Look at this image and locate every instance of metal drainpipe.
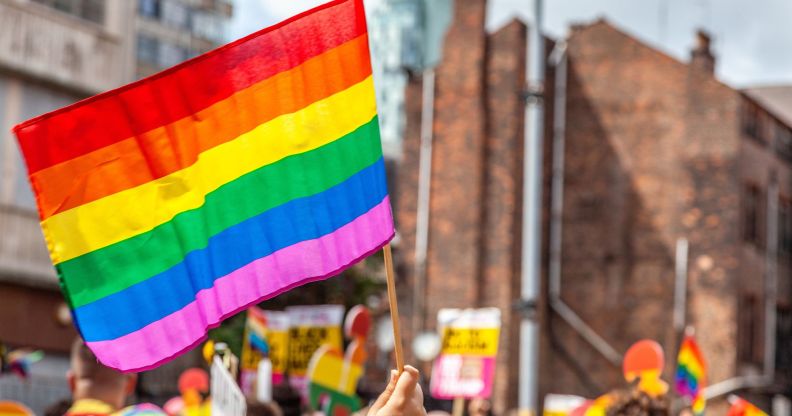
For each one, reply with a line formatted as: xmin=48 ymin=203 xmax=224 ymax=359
xmin=413 ymin=68 xmax=436 ymax=335
xmin=673 ymin=238 xmax=690 ymax=334
xmin=518 ymin=0 xmax=545 ymax=410
xmin=705 ymin=175 xmax=778 ymax=399
xmin=546 ymin=40 xmax=623 ymax=367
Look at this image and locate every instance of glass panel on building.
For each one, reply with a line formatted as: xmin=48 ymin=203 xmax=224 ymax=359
xmin=191 ymin=11 xmax=223 ymax=43
xmin=776 ymin=124 xmax=792 ymax=162
xmin=158 ymin=41 xmax=188 ymax=68
xmin=32 ymin=0 xmax=105 ymax=24
xmin=137 ymin=34 xmax=160 ymax=65
xmin=80 ymin=0 xmax=104 ymax=24
xmin=138 ymin=0 xmax=161 ymax=18
xmin=742 ymin=101 xmax=759 ymax=139
xmin=742 ymin=185 xmax=765 ymax=247
xmin=162 ymin=0 xmax=189 ymax=29
xmin=780 ymin=197 xmax=792 ymax=258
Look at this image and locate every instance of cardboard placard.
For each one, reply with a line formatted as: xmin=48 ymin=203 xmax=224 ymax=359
xmin=430 ymin=308 xmax=501 ymax=400
xmin=240 ymin=309 xmax=290 ymax=394
xmin=211 ymin=356 xmax=246 ymax=416
xmin=285 ymin=305 xmax=344 ymax=395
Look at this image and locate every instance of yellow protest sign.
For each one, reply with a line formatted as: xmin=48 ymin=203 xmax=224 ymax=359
xmin=285 ymin=305 xmax=344 ymax=382
xmin=440 ymin=327 xmax=500 ymax=356
xmin=240 ymin=309 xmax=290 ymax=394
xmin=430 ymin=308 xmax=501 ymax=400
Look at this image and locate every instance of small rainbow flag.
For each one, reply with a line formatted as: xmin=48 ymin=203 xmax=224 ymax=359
xmin=13 ymin=0 xmax=393 ymax=372
xmin=728 ymin=396 xmax=769 ymax=416
xmin=675 ymin=332 xmax=707 ymax=415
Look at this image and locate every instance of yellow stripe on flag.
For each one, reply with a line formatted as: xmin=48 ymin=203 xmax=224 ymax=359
xmin=44 ymin=77 xmax=377 ymax=263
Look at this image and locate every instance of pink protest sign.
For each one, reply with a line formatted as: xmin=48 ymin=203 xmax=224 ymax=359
xmin=430 ymin=308 xmax=501 ymax=399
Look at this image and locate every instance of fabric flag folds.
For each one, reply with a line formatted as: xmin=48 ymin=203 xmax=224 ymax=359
xmin=675 ymin=332 xmax=707 ymax=415
xmin=12 ymin=0 xmax=393 ymax=372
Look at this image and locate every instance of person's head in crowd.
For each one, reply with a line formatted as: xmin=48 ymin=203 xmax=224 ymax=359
xmin=246 ymin=400 xmax=284 ymax=416
xmin=272 ymin=383 xmax=303 ymax=416
xmin=605 ymin=386 xmax=670 ymax=416
xmin=43 ymin=399 xmax=72 ymax=416
xmin=67 ymin=338 xmax=137 ymax=411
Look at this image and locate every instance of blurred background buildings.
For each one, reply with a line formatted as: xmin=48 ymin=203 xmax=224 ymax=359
xmin=135 ymin=0 xmax=232 ymax=78
xmin=0 ymin=0 xmax=231 ymax=412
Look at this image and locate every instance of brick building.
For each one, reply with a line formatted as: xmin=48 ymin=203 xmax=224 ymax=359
xmin=394 ymin=0 xmax=792 ymax=412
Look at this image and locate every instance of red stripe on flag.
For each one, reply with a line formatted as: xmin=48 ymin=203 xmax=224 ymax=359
xmin=14 ymin=0 xmax=367 ymax=174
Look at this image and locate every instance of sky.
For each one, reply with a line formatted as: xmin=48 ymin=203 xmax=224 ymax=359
xmin=228 ymin=0 xmax=792 ymax=88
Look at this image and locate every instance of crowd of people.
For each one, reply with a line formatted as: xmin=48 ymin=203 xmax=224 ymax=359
xmin=27 ymin=338 xmax=698 ymax=416
xmin=38 ymin=338 xmax=425 ymax=416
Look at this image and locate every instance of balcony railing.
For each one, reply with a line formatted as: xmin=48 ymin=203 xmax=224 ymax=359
xmin=0 ymin=0 xmax=130 ymax=94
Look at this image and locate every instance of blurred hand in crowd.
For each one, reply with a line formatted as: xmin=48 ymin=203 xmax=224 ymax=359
xmin=368 ymin=365 xmax=426 ymax=416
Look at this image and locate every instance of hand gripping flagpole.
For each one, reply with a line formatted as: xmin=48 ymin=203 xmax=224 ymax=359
xmin=383 ymin=243 xmax=405 ymax=372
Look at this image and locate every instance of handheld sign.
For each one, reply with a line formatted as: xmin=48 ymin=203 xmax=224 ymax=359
xmin=307 ymin=305 xmax=372 ymax=415
xmin=240 ymin=308 xmax=290 ymax=395
xmin=211 ymin=356 xmax=247 ymax=416
xmin=287 ymin=305 xmax=345 ymax=396
xmin=623 ymin=339 xmax=668 ymax=396
xmin=430 ymin=308 xmax=501 ymax=400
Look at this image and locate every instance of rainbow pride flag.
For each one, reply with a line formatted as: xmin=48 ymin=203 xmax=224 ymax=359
xmin=675 ymin=333 xmax=707 ymax=415
xmin=728 ymin=397 xmax=769 ymax=416
xmin=12 ymin=0 xmax=393 ymax=372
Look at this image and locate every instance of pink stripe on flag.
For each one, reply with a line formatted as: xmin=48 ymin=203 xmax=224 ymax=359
xmin=86 ymin=197 xmax=394 ymax=372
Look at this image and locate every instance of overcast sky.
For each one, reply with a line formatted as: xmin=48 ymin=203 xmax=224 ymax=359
xmin=229 ymin=0 xmax=792 ymax=88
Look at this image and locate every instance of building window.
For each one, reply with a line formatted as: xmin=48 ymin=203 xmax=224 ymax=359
xmin=780 ymin=197 xmax=792 ymax=259
xmin=743 ymin=101 xmax=759 ymax=140
xmin=777 ymin=306 xmax=792 ymax=378
xmin=191 ymin=11 xmax=224 ymax=43
xmin=776 ymin=125 xmax=792 ymax=163
xmin=158 ymin=41 xmax=189 ymax=68
xmin=31 ymin=0 xmax=105 ymax=24
xmin=161 ymin=0 xmax=190 ymax=29
xmin=138 ymin=0 xmax=160 ymax=18
xmin=743 ymin=184 xmax=765 ymax=248
xmin=739 ymin=295 xmax=762 ymax=365
xmin=137 ymin=34 xmax=159 ymax=65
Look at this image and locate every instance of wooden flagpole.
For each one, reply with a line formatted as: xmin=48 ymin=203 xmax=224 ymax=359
xmin=383 ymin=243 xmax=405 ymax=373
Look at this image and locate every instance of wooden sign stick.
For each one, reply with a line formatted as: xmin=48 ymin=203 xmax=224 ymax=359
xmin=383 ymin=243 xmax=405 ymax=373
xmin=452 ymin=397 xmax=465 ymax=416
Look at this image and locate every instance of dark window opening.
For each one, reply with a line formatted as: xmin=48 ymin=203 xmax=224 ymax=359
xmin=743 ymin=184 xmax=765 ymax=248
xmin=138 ymin=0 xmax=161 ymax=18
xmin=32 ymin=0 xmax=105 ymax=24
xmin=743 ymin=101 xmax=760 ymax=141
xmin=776 ymin=125 xmax=792 ymax=163
xmin=780 ymin=197 xmax=792 ymax=259
xmin=136 ymin=34 xmax=159 ymax=65
xmin=739 ymin=295 xmax=763 ymax=365
xmin=777 ymin=306 xmax=792 ymax=378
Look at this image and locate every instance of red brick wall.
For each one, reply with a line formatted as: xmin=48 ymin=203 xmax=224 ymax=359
xmin=395 ymin=75 xmax=424 ymax=361
xmin=539 ymin=21 xmax=742 ymax=398
xmin=396 ymin=8 xmax=775 ymax=411
xmin=483 ymin=19 xmax=527 ymax=412
xmin=423 ymin=0 xmax=488 ymax=322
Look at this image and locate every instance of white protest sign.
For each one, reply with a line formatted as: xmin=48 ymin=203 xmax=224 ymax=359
xmin=211 ymin=356 xmax=247 ymax=416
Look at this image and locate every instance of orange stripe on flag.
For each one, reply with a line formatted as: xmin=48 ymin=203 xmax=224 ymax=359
xmin=31 ymin=35 xmax=371 ymax=219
